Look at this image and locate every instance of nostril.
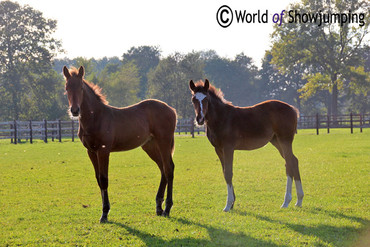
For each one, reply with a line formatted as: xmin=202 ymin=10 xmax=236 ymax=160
xmin=196 ymin=116 xmax=204 ymax=125
xmin=71 ymin=107 xmax=80 ymax=116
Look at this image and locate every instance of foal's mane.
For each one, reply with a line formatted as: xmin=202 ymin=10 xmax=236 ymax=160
xmin=69 ymin=67 xmax=108 ymax=105
xmin=194 ymin=80 xmax=232 ymax=105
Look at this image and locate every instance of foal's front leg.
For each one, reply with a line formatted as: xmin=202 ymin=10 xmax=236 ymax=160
xmin=88 ymin=149 xmax=111 ymax=222
xmin=222 ymin=148 xmax=235 ymax=212
xmin=96 ymin=150 xmax=111 ymax=223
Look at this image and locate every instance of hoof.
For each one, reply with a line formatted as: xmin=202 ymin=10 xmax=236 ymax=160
xmin=281 ymin=200 xmax=291 ymax=208
xmin=162 ymin=211 xmax=170 ymax=217
xmin=156 ymin=209 xmax=164 ymax=216
xmin=100 ymin=217 xmax=108 ymax=223
xmin=281 ymin=203 xmax=289 ymax=208
xmin=295 ymin=200 xmax=303 ymax=207
xmin=281 ymin=194 xmax=292 ymax=208
xmin=223 ymin=201 xmax=234 ymax=212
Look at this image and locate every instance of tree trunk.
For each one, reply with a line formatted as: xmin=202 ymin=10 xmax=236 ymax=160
xmin=10 ymin=88 xmax=19 ymax=120
xmin=331 ymin=75 xmax=338 ymax=117
xmin=331 ymin=74 xmax=338 ymax=126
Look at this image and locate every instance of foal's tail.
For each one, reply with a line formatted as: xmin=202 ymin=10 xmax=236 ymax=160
xmin=292 ymin=106 xmax=300 ymax=119
xmin=170 ymin=107 xmax=177 ymax=157
xmin=290 ymin=105 xmax=300 ymax=132
xmin=170 ymin=137 xmax=175 ymax=156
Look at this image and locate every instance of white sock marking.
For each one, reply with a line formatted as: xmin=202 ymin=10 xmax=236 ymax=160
xmin=224 ymin=184 xmax=234 ymax=212
xmin=295 ymin=180 xmax=304 ymax=207
xmin=281 ymin=176 xmax=293 ymax=208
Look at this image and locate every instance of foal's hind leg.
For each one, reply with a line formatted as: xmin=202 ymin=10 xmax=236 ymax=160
xmin=142 ymin=140 xmax=167 ymax=216
xmin=163 ymin=156 xmax=175 ymax=216
xmin=221 ymin=147 xmax=235 ymax=212
xmin=272 ymin=137 xmax=304 ymax=207
xmin=270 ymin=137 xmax=292 ymax=207
xmin=156 ymin=138 xmax=175 ymax=217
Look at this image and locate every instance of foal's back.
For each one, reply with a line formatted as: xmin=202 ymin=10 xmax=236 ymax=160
xmin=118 ymin=99 xmax=176 ymax=131
xmin=226 ymin=100 xmax=298 ymax=149
xmin=232 ymin=100 xmax=297 ymax=132
xmin=107 ymin=99 xmax=176 ymax=151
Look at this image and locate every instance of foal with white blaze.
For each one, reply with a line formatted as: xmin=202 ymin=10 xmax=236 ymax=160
xmin=190 ymin=79 xmax=304 ymax=211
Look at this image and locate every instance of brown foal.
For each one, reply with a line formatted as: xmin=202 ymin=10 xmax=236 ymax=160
xmin=189 ymin=79 xmax=303 ymax=211
xmin=63 ymin=66 xmax=177 ymax=222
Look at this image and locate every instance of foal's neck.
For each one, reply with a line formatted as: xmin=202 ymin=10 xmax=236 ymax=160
xmin=80 ymin=84 xmax=106 ymax=122
xmin=206 ymin=96 xmax=230 ymax=128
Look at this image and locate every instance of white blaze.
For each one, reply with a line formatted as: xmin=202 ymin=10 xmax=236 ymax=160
xmin=194 ymin=93 xmax=207 ymax=118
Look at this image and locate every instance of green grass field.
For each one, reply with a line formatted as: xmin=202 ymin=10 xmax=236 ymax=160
xmin=0 ymin=130 xmax=369 ymax=246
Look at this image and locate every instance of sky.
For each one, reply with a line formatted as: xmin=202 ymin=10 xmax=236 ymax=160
xmin=16 ymin=0 xmax=296 ymax=67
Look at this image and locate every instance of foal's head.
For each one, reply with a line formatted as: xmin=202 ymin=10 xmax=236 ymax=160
xmin=189 ymin=79 xmax=210 ymax=125
xmin=63 ymin=66 xmax=85 ymax=117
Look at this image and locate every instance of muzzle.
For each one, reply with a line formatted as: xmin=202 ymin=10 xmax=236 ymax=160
xmin=70 ymin=106 xmax=80 ymax=117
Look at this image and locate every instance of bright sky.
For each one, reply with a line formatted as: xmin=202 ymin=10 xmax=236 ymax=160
xmin=16 ymin=0 xmax=296 ymax=67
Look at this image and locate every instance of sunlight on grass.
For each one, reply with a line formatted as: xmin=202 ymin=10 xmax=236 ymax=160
xmin=0 ymin=130 xmax=369 ymax=246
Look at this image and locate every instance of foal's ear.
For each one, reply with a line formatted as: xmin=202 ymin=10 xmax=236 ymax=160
xmin=63 ymin=66 xmax=71 ymax=79
xmin=77 ymin=66 xmax=85 ymax=78
xmin=204 ymin=79 xmax=209 ymax=91
xmin=189 ymin=80 xmax=196 ymax=92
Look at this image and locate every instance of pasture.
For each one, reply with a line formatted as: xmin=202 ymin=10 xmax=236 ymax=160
xmin=0 ymin=130 xmax=369 ymax=246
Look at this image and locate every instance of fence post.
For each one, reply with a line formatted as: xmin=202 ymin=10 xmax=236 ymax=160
xmin=327 ymin=114 xmax=330 ymax=134
xmin=29 ymin=120 xmax=33 ymax=144
xmin=51 ymin=122 xmax=55 ymax=142
xmin=13 ymin=120 xmax=17 ymax=144
xmin=360 ymin=114 xmax=363 ymax=133
xmin=316 ymin=113 xmax=319 ymax=135
xmin=10 ymin=123 xmax=13 ymax=144
xmin=58 ymin=119 xmax=62 ymax=142
xmin=44 ymin=119 xmax=48 ymax=143
xmin=71 ymin=120 xmax=75 ymax=142
xmin=350 ymin=112 xmax=353 ymax=134
xmin=191 ymin=118 xmax=195 ymax=138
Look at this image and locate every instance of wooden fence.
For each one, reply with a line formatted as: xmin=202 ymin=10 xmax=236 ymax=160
xmin=0 ymin=120 xmax=79 ymax=144
xmin=0 ymin=119 xmax=204 ymax=144
xmin=1 ymin=113 xmax=369 ymax=144
xmin=298 ymin=113 xmax=370 ymax=135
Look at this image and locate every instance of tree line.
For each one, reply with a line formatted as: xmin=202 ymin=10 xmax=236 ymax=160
xmin=0 ymin=0 xmax=369 ymax=121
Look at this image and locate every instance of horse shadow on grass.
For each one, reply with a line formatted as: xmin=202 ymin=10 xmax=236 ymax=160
xmin=109 ymin=217 xmax=286 ymax=247
xmin=235 ymin=207 xmax=370 ymax=246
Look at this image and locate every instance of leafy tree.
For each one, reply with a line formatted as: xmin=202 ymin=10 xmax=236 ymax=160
xmin=203 ymin=51 xmax=258 ymax=106
xmin=271 ymin=0 xmax=370 ymax=116
xmin=122 ymin=46 xmax=161 ymax=99
xmin=147 ymin=52 xmax=204 ymax=118
xmin=53 ymin=57 xmax=75 ymax=73
xmin=99 ymin=62 xmax=140 ymax=107
xmin=73 ymin=57 xmax=98 ymax=83
xmin=344 ymin=57 xmax=370 ymax=113
xmin=21 ymin=70 xmax=66 ymax=120
xmin=91 ymin=57 xmax=122 ymax=74
xmin=0 ymin=0 xmax=62 ymax=120
xmin=259 ymin=50 xmax=307 ymax=111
